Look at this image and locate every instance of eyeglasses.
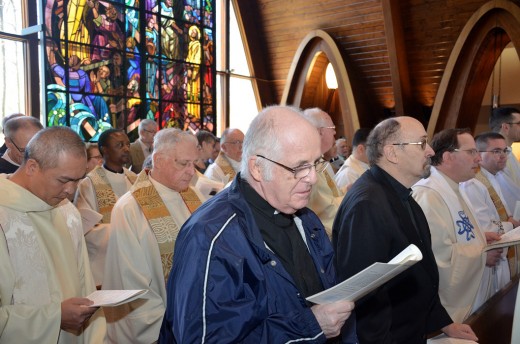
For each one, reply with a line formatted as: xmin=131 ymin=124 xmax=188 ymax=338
xmin=143 ymin=128 xmax=157 ymax=134
xmin=224 ymin=140 xmax=243 ymax=145
xmin=88 ymin=155 xmax=103 ymax=160
xmin=391 ymin=138 xmax=428 ymax=150
xmin=507 ymin=122 xmax=520 ymax=126
xmin=320 ymin=126 xmax=336 ymax=130
xmin=8 ymin=137 xmax=25 ymax=153
xmin=256 ymin=154 xmax=328 ymax=179
xmin=479 ymin=147 xmax=511 ymax=156
xmin=453 ymin=148 xmax=479 ymax=157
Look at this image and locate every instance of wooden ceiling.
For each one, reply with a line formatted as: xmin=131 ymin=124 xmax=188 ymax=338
xmin=234 ymin=0 xmax=520 ymax=137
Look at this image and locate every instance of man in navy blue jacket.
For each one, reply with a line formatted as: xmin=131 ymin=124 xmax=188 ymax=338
xmin=160 ymin=105 xmax=357 ymax=343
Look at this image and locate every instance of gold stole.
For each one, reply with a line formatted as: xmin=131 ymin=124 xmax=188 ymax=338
xmin=88 ymin=166 xmax=137 ymax=223
xmin=215 ymin=152 xmax=237 ymax=179
xmin=132 ymin=170 xmax=202 ymax=282
xmin=323 ymin=168 xmax=341 ymax=197
xmin=474 ymin=170 xmax=508 ymax=221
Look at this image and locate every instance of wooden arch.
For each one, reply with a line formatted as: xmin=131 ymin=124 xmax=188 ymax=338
xmin=428 ymin=0 xmax=520 ymax=136
xmin=281 ymin=30 xmax=360 ymax=138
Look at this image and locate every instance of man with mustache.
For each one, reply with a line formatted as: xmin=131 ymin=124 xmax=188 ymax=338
xmin=413 ymin=128 xmax=499 ymax=323
xmin=161 ymin=105 xmax=357 ymax=343
xmin=333 ymin=118 xmax=476 ymax=343
xmin=75 ymin=129 xmax=136 ymax=287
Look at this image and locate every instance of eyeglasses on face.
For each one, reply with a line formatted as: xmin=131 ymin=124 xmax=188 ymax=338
xmin=9 ymin=137 xmax=25 ymax=153
xmin=256 ymin=154 xmax=328 ymax=179
xmin=507 ymin=122 xmax=520 ymax=126
xmin=453 ymin=148 xmax=479 ymax=157
xmin=174 ymin=159 xmax=202 ymax=169
xmin=479 ymin=147 xmax=511 ymax=156
xmin=224 ymin=140 xmax=243 ymax=145
xmin=320 ymin=126 xmax=336 ymax=130
xmin=391 ymin=137 xmax=428 ymax=150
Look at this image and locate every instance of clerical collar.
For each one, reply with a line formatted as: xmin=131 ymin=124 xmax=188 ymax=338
xmin=103 ymin=164 xmax=124 ymax=174
xmin=373 ymin=165 xmax=412 ymax=201
xmin=240 ymin=178 xmax=294 ymax=227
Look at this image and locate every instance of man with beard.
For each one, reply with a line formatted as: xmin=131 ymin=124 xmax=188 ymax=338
xmin=75 ymin=129 xmax=136 ymax=287
xmin=333 ymin=117 xmax=477 ymax=343
xmin=413 ymin=128 xmax=498 ymax=323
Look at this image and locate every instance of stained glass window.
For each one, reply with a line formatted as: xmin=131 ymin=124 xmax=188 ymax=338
xmin=43 ymin=0 xmax=215 ymax=141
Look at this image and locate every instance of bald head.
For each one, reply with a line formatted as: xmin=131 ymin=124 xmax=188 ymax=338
xmin=302 ymin=107 xmax=336 ymax=154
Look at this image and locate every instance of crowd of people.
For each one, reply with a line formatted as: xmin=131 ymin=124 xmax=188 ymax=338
xmin=1 ymin=105 xmax=520 ymax=343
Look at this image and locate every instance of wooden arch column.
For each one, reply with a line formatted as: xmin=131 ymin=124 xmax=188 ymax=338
xmin=428 ymin=0 xmax=520 ymax=136
xmin=281 ymin=30 xmax=360 ymax=140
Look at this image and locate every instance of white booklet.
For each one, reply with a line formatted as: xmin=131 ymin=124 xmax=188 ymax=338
xmin=87 ymin=289 xmax=148 ymax=307
xmin=306 ymin=244 xmax=422 ymax=304
xmin=484 ymin=225 xmax=520 ymax=251
xmin=427 ymin=334 xmax=477 ymax=343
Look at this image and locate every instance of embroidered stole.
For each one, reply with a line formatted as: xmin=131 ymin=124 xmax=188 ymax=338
xmin=132 ymin=171 xmax=202 ymax=282
xmin=215 ymin=152 xmax=236 ymax=179
xmin=474 ymin=170 xmax=509 ymax=221
xmin=323 ymin=168 xmax=341 ymax=197
xmin=88 ymin=166 xmax=137 ymax=223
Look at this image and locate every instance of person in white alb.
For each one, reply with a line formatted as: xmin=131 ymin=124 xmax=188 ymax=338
xmin=413 ymin=128 xmax=502 ymax=323
xmin=204 ymin=128 xmax=244 ymax=184
xmin=75 ymin=129 xmax=137 ymax=287
xmin=102 ymin=128 xmax=206 ymax=343
xmin=335 ymin=128 xmax=371 ymax=193
xmin=489 ymin=107 xmax=520 ymax=211
xmin=460 ymin=132 xmax=520 ymax=294
xmin=301 ymin=107 xmax=344 ymax=238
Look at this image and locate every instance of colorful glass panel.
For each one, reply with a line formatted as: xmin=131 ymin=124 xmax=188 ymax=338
xmin=44 ymin=0 xmax=216 ymax=141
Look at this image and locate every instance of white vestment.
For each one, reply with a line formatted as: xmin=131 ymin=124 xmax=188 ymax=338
xmin=334 ymin=155 xmax=369 ymax=192
xmin=413 ymin=167 xmax=488 ymax=322
xmin=307 ymin=164 xmax=344 ymax=238
xmin=0 ymin=176 xmax=106 ymax=343
xmin=460 ymin=174 xmax=512 ymax=293
xmin=74 ymin=167 xmax=134 ymax=286
xmin=204 ymin=154 xmax=240 ymax=184
xmin=504 ymin=150 xmax=520 ymax=187
xmin=103 ymin=175 xmax=205 ymax=344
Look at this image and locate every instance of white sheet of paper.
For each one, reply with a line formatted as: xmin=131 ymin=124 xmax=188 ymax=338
xmin=87 ymin=289 xmax=148 ymax=307
xmin=427 ymin=334 xmax=477 ymax=343
xmin=306 ymin=244 xmax=422 ymax=304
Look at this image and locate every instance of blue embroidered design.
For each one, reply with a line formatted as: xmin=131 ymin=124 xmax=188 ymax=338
xmin=456 ymin=211 xmax=475 ymax=241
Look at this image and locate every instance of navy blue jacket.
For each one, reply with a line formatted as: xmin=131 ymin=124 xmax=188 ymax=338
xmin=160 ymin=176 xmax=357 ymax=343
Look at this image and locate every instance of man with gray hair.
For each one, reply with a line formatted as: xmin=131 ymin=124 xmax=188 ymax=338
xmin=130 ymin=118 xmax=158 ymax=173
xmin=161 ymin=105 xmax=356 ymax=343
xmin=0 ymin=115 xmax=43 ymax=174
xmin=0 ymin=126 xmax=106 ymax=343
xmin=333 ymin=117 xmax=477 ymax=343
xmin=301 ymin=107 xmax=343 ymax=237
xmin=103 ymin=128 xmax=206 ymax=343
xmin=204 ymin=127 xmax=244 ymax=184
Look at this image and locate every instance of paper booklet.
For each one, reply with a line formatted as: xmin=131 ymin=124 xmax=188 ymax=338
xmin=78 ymin=207 xmax=103 ymax=235
xmin=427 ymin=334 xmax=477 ymax=343
xmin=484 ymin=225 xmax=520 ymax=251
xmin=87 ymin=289 xmax=148 ymax=307
xmin=306 ymin=244 xmax=423 ymax=305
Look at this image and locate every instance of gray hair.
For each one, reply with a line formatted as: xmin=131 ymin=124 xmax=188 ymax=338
xmin=301 ymin=107 xmax=329 ymax=128
xmin=152 ymin=128 xmax=198 ymax=166
xmin=366 ymin=118 xmax=401 ymax=166
xmin=241 ymin=105 xmax=302 ymax=181
xmin=25 ymin=126 xmax=86 ymax=170
xmin=139 ymin=118 xmax=157 ymax=133
xmin=4 ymin=116 xmax=43 ymax=138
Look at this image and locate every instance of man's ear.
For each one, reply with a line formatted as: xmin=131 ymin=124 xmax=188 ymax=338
xmin=25 ymin=158 xmax=40 ymax=176
xmin=383 ymin=144 xmax=398 ymax=164
xmin=249 ymin=156 xmax=262 ymax=182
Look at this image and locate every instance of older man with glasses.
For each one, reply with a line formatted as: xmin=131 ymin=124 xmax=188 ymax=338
xmin=413 ymin=128 xmax=498 ymax=324
xmin=0 ymin=116 xmax=43 ymax=174
xmin=334 ymin=118 xmax=476 ymax=343
xmin=160 ymin=105 xmax=357 ymax=343
xmin=204 ymin=127 xmax=245 ymax=184
xmin=102 ymin=128 xmax=206 ymax=344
